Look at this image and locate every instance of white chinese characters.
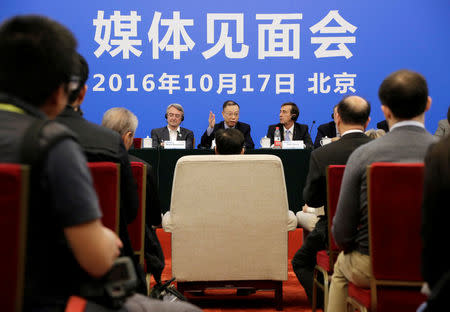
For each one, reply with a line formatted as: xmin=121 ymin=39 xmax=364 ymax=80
xmin=256 ymin=14 xmax=303 ymax=59
xmin=93 ymin=10 xmax=357 ymax=60
xmin=308 ymin=72 xmax=357 ymax=94
xmin=93 ymin=10 xmax=142 ymax=59
xmin=202 ymin=14 xmax=249 ymax=59
xmin=310 ymin=10 xmax=357 ymax=59
xmin=148 ymin=11 xmax=195 ymax=59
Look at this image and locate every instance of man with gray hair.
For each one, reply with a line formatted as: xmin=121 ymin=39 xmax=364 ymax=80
xmin=102 ymin=107 xmax=165 ymax=282
xmin=151 ymin=103 xmax=194 ymax=149
xmin=102 ymin=107 xmax=139 ymax=150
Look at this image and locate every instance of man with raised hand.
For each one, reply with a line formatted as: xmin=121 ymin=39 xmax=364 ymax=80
xmin=199 ymin=100 xmax=255 ymax=149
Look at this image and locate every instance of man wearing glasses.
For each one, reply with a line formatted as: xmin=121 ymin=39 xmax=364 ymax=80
xmin=151 ymin=103 xmax=195 ymax=149
xmin=199 ymin=100 xmax=255 ymax=149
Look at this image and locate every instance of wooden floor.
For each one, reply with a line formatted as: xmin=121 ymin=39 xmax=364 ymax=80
xmin=154 ymin=228 xmax=321 ymax=312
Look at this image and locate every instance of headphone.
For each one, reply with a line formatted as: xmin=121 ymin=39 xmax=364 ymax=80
xmin=289 ymin=103 xmax=299 ymax=121
xmin=165 ymin=112 xmax=184 ymax=121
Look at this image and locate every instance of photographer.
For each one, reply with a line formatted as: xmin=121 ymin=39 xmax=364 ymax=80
xmin=0 ymin=15 xmax=200 ymax=312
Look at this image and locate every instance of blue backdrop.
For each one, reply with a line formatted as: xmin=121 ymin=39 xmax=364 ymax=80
xmin=2 ymin=1 xmax=449 ymax=146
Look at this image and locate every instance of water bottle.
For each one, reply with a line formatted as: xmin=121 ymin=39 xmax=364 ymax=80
xmin=274 ymin=127 xmax=282 ymax=148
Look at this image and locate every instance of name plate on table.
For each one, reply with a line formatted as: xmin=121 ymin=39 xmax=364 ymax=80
xmin=282 ymin=140 xmax=305 ymax=149
xmin=164 ymin=140 xmax=186 ymax=149
xmin=143 ymin=137 xmax=152 ymax=148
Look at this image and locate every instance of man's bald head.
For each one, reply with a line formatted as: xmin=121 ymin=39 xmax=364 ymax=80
xmin=337 ymin=96 xmax=371 ymax=126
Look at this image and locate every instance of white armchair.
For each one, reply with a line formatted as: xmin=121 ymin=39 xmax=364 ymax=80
xmin=167 ymin=154 xmax=290 ymax=310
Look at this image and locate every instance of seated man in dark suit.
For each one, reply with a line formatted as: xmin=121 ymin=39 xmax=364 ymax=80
xmin=55 ymin=53 xmax=147 ymax=294
xmin=292 ymin=96 xmax=372 ymax=308
xmin=314 ymin=105 xmax=339 ymax=149
xmin=377 ymin=119 xmax=389 ymax=132
xmin=199 ymin=100 xmax=255 ymax=149
xmin=267 ymin=102 xmax=313 ymax=148
xmin=151 ymin=103 xmax=194 ymax=149
xmin=102 ymin=107 xmax=165 ymax=282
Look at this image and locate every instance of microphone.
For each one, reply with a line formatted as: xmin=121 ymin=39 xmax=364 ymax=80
xmin=309 ymin=120 xmax=316 ymax=135
xmin=177 ymin=131 xmax=182 ymax=139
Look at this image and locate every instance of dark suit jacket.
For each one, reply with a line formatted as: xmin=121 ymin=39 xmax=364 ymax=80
xmin=314 ymin=121 xmax=337 ymax=149
xmin=304 ymin=132 xmax=372 ymax=210
xmin=199 ymin=121 xmax=255 ymax=149
xmin=56 ymin=106 xmax=138 ymax=225
xmin=127 ymin=154 xmax=165 ymax=281
xmin=56 ymin=106 xmax=147 ymax=294
xmin=421 ymin=134 xmax=450 ymax=289
xmin=266 ymin=122 xmax=313 ymax=148
xmin=151 ymin=126 xmax=194 ymax=149
xmin=377 ymin=120 xmax=389 ymax=132
xmin=128 ymin=154 xmax=161 ymax=226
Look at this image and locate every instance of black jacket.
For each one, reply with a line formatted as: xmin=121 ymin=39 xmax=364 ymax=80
xmin=266 ymin=122 xmax=313 ymax=148
xmin=199 ymin=120 xmax=255 ymax=149
xmin=314 ymin=121 xmax=337 ymax=149
xmin=377 ymin=120 xmax=389 ymax=132
xmin=56 ymin=106 xmax=148 ymax=294
xmin=150 ymin=126 xmax=194 ymax=149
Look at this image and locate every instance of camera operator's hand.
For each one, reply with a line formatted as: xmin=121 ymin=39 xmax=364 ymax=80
xmin=103 ymin=226 xmax=123 ymax=258
xmin=65 ymin=220 xmax=124 ymax=278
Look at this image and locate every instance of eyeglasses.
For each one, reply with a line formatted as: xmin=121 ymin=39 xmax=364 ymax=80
xmin=224 ymin=112 xmax=239 ymax=117
xmin=167 ymin=113 xmax=182 ymax=118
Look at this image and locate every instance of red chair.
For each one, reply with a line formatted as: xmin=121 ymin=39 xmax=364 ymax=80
xmin=128 ymin=162 xmax=147 ymax=266
xmin=88 ymin=162 xmax=120 ymax=234
xmin=312 ymin=165 xmax=346 ymax=311
xmin=347 ymin=163 xmax=427 ymax=312
xmin=133 ymin=138 xmax=142 ymax=149
xmin=0 ymin=164 xmax=29 ymax=312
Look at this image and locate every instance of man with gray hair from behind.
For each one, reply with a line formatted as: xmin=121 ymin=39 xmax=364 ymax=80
xmin=102 ymin=107 xmax=166 ymax=283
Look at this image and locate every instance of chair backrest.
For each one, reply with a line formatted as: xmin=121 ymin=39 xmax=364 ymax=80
xmin=367 ymin=162 xmax=424 ymax=282
xmin=128 ymin=162 xmax=147 ymax=265
xmin=133 ymin=138 xmax=142 ymax=149
xmin=88 ymin=162 xmax=120 ymax=234
xmin=171 ymin=154 xmax=289 ymax=281
xmin=326 ymin=165 xmax=346 ymax=263
xmin=0 ymin=164 xmax=29 ymax=312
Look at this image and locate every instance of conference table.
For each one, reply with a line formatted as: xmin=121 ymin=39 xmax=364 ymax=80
xmin=129 ymin=148 xmax=311 ymax=214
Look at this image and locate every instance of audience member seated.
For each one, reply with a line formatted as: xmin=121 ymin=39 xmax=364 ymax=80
xmin=198 ymin=100 xmax=255 ymax=149
xmin=291 ymin=96 xmax=372 ymax=308
xmin=328 ymin=70 xmax=436 ymax=312
xmin=102 ymin=107 xmax=165 ymax=282
xmin=364 ymin=128 xmax=386 ymax=139
xmin=314 ymin=105 xmax=339 ymax=149
xmin=433 ymin=105 xmax=450 ymax=139
xmin=56 ymin=53 xmax=146 ymax=294
xmin=0 ymin=14 xmax=201 ymax=312
xmin=163 ymin=128 xmax=297 ymax=232
xmin=151 ymin=103 xmax=194 ymax=149
xmin=421 ymin=111 xmax=450 ymax=311
xmin=266 ymin=102 xmax=313 ymax=148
